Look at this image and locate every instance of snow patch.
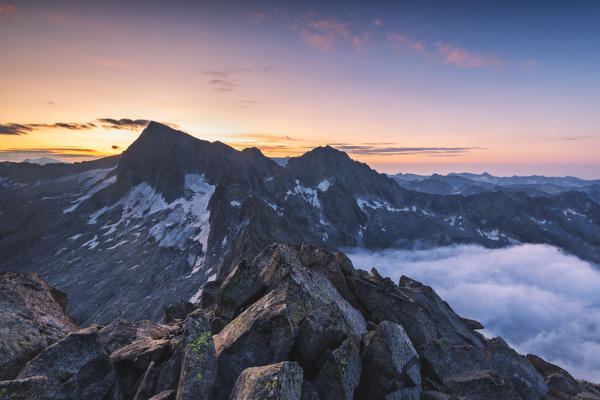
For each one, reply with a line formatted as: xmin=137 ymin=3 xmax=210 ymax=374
xmin=230 ymin=200 xmax=241 ymax=207
xmin=317 ymin=180 xmax=331 ymax=192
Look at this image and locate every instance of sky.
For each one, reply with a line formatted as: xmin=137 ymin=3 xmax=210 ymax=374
xmin=346 ymin=244 xmax=600 ymax=382
xmin=1 ymin=0 xmax=599 ymax=178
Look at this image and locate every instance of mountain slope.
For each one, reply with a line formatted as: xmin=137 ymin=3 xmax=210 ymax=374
xmin=0 ymin=121 xmax=599 ymax=325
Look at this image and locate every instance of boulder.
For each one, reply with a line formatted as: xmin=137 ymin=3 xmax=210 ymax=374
xmin=99 ymin=318 xmax=176 ymax=355
xmin=213 ymin=245 xmax=365 ymax=399
xmin=215 ymin=259 xmax=266 ymax=320
xmin=0 ymin=271 xmax=77 ymax=379
xmin=526 ymin=354 xmax=580 ymax=395
xmin=229 ymin=361 xmax=303 ymax=400
xmin=358 ymin=321 xmax=420 ymax=399
xmin=18 ymin=325 xmax=115 ymax=400
xmin=176 ymin=310 xmax=216 ymax=400
xmin=312 ymin=337 xmax=362 ymax=400
xmin=0 ymin=376 xmax=48 ymax=400
xmin=110 ymin=338 xmax=170 ymax=369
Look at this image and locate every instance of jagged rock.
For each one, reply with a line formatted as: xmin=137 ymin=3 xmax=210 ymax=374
xmin=443 ymin=370 xmax=522 ymax=399
xmin=0 ymin=376 xmax=48 ymax=400
xmin=99 ymin=318 xmax=176 ymax=355
xmin=460 ymin=317 xmax=484 ymax=330
xmin=358 ymin=321 xmax=420 ymax=399
xmin=149 ymin=390 xmax=176 ymax=400
xmin=300 ymin=381 xmax=320 ymax=400
xmin=154 ymin=337 xmax=183 ymax=393
xmin=215 ymin=259 xmax=266 ymax=321
xmin=420 ymin=337 xmax=547 ymax=399
xmin=421 ymin=391 xmax=451 ymax=400
xmin=213 ymin=245 xmax=365 ymax=399
xmin=0 ymin=271 xmax=77 ymax=379
xmin=296 ymin=305 xmax=355 ymax=373
xmin=164 ymin=301 xmax=196 ymax=323
xmin=176 ymin=310 xmax=216 ymax=400
xmin=110 ymin=338 xmax=170 ymax=369
xmin=18 ymin=325 xmax=115 ymax=400
xmin=229 ymin=361 xmax=303 ymax=400
xmin=527 ymin=354 xmax=580 ymax=395
xmin=312 ymin=337 xmax=362 ymax=400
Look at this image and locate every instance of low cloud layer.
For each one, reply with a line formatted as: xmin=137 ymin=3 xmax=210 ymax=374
xmin=0 ymin=118 xmax=149 ymax=135
xmin=345 ymin=244 xmax=600 ymax=381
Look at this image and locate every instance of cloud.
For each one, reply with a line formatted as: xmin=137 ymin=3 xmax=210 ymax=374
xmin=372 ymin=19 xmax=383 ymax=27
xmin=0 ymin=3 xmax=12 ymax=13
xmin=294 ymin=15 xmax=356 ymax=51
xmin=249 ymin=12 xmax=269 ymax=24
xmin=434 ymin=41 xmax=501 ymax=69
xmin=0 ymin=122 xmax=96 ymax=135
xmin=345 ymin=244 xmax=600 ymax=382
xmin=388 ymin=33 xmax=426 ymax=53
xmin=0 ymin=118 xmax=152 ymax=134
xmin=333 ymin=145 xmax=482 ymax=156
xmin=96 ymin=118 xmax=149 ymax=130
xmin=111 ymin=145 xmax=120 ymax=150
xmin=203 ymin=66 xmax=272 ymax=93
xmin=0 ymin=147 xmax=106 ymax=162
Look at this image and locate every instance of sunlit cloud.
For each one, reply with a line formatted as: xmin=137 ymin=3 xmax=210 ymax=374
xmin=0 ymin=147 xmax=109 ymax=162
xmin=294 ymin=15 xmax=356 ymax=51
xmin=372 ymin=19 xmax=383 ymax=27
xmin=387 ymin=33 xmax=426 ymax=53
xmin=0 ymin=118 xmax=152 ymax=135
xmin=96 ymin=118 xmax=149 ymax=130
xmin=434 ymin=40 xmax=501 ymax=69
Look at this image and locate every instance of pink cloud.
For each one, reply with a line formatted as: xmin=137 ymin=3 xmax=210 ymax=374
xmin=372 ymin=19 xmax=383 ymax=27
xmin=295 ymin=15 xmax=364 ymax=52
xmin=434 ymin=41 xmax=501 ymax=70
xmin=387 ymin=33 xmax=426 ymax=53
xmin=0 ymin=3 xmax=12 ymax=13
xmin=249 ymin=12 xmax=268 ymax=25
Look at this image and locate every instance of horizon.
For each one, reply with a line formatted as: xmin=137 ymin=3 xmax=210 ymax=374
xmin=1 ymin=1 xmax=599 ymax=178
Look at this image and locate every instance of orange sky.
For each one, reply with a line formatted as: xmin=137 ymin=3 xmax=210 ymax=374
xmin=1 ymin=1 xmax=599 ymax=177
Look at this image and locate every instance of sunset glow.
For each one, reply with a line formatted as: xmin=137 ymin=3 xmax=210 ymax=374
xmin=1 ymin=1 xmax=599 ymax=177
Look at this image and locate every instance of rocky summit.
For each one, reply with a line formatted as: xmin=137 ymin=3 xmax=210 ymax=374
xmin=1 ymin=243 xmax=599 ymax=400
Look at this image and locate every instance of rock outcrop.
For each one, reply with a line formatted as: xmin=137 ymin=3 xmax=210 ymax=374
xmin=1 ymin=243 xmax=599 ymax=399
xmin=0 ymin=271 xmax=78 ymax=380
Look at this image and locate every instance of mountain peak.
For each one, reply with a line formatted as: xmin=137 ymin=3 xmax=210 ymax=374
xmin=142 ymin=121 xmax=180 ymax=135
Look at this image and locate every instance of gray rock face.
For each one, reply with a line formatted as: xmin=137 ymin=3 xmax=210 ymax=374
xmin=213 ymin=244 xmax=366 ymax=399
xmin=214 ymin=259 xmax=266 ymax=321
xmin=358 ymin=321 xmax=420 ymax=399
xmin=0 ymin=376 xmax=48 ymax=400
xmin=312 ymin=337 xmax=362 ymax=400
xmin=527 ymin=354 xmax=581 ymax=395
xmin=0 ymin=271 xmax=77 ymax=380
xmin=18 ymin=325 xmax=116 ymax=400
xmin=176 ymin=310 xmax=216 ymax=400
xmin=229 ymin=361 xmax=303 ymax=400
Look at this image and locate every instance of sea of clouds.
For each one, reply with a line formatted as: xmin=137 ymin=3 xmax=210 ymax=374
xmin=345 ymin=244 xmax=600 ymax=382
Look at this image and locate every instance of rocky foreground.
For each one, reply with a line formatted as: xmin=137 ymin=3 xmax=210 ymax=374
xmin=1 ymin=243 xmax=599 ymax=400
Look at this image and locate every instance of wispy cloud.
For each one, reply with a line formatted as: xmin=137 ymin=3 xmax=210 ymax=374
xmin=388 ymin=33 xmax=426 ymax=53
xmin=203 ymin=66 xmax=273 ymax=93
xmin=96 ymin=118 xmax=149 ymax=130
xmin=434 ymin=41 xmax=501 ymax=70
xmin=333 ymin=145 xmax=483 ymax=156
xmin=372 ymin=19 xmax=383 ymax=27
xmin=0 ymin=147 xmax=107 ymax=162
xmin=0 ymin=118 xmax=151 ymax=135
xmin=294 ymin=15 xmax=355 ymax=51
xmin=0 ymin=3 xmax=12 ymax=14
xmin=249 ymin=12 xmax=269 ymax=24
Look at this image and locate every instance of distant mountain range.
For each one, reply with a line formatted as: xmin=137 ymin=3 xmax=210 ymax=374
xmin=1 ymin=121 xmax=599 ymax=326
xmin=391 ymin=171 xmax=600 ymax=203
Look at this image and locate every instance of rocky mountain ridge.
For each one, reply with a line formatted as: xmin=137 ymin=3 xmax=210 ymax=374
xmin=1 ymin=244 xmax=599 ymax=400
xmin=0 ymin=122 xmax=599 ymax=327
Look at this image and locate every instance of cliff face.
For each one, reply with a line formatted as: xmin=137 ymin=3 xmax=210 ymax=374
xmin=1 ymin=243 xmax=598 ymax=400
